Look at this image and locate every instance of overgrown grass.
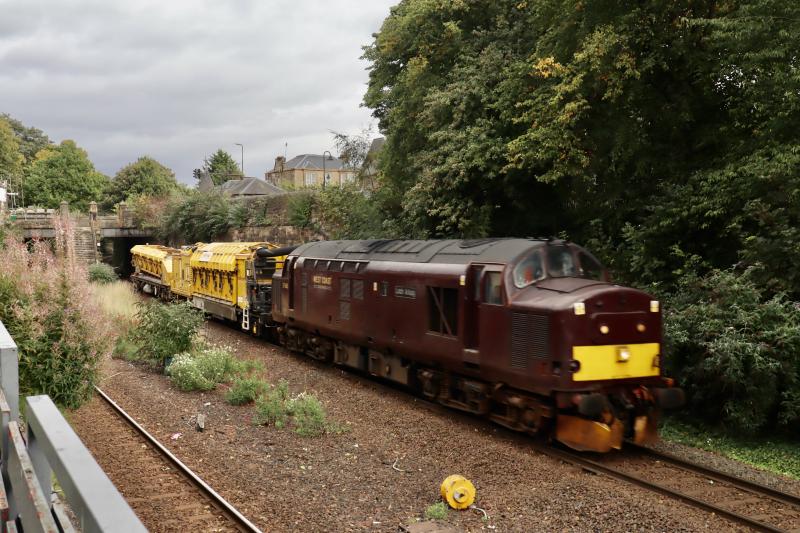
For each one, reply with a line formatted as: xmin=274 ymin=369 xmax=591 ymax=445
xmin=88 ymin=262 xmax=117 ymax=284
xmin=225 ymin=376 xmax=269 ymax=405
xmin=291 ymin=394 xmax=329 ymax=437
xmin=253 ymin=380 xmax=291 ymax=428
xmin=424 ymin=502 xmax=449 ymax=520
xmin=166 ymin=345 xmax=246 ymax=392
xmin=251 ymin=380 xmax=341 ymax=436
xmin=90 ymin=281 xmax=139 ymax=322
xmin=660 ymin=418 xmax=800 ymax=480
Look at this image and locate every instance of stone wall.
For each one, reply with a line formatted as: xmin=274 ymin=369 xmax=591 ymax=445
xmin=223 ymin=225 xmax=324 ymax=246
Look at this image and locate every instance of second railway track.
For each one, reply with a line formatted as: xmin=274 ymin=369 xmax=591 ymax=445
xmin=91 ymin=386 xmax=262 ymax=533
xmin=534 ymin=441 xmax=800 ymax=532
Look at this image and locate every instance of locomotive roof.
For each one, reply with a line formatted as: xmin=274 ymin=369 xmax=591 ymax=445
xmin=292 ymin=238 xmax=555 ymax=265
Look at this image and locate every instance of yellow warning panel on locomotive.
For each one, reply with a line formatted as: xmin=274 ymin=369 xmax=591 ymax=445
xmin=571 ymin=343 xmax=660 ymax=381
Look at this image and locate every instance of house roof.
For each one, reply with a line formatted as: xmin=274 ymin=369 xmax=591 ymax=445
xmin=219 ymin=177 xmax=285 ymax=196
xmin=283 ymin=154 xmax=347 ymax=170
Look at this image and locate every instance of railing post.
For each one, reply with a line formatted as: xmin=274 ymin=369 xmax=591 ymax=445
xmin=0 ymin=322 xmax=19 ymax=424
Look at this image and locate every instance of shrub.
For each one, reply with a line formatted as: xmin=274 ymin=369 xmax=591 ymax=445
xmin=157 ymin=191 xmax=248 ymax=245
xmin=166 ymin=345 xmax=244 ymax=392
xmin=112 ymin=335 xmax=139 ymax=361
xmin=88 ymin=262 xmax=117 ymax=284
xmin=225 ymin=376 xmax=268 ymax=405
xmin=287 ymin=192 xmax=315 ymax=229
xmin=0 ymin=220 xmax=112 ymax=408
xmin=291 ymin=393 xmax=329 ymax=437
xmin=424 ymin=502 xmax=449 ymax=520
xmin=130 ymin=300 xmax=203 ymax=367
xmin=253 ymin=380 xmax=291 ymax=428
xmin=316 ymin=184 xmax=383 ymax=239
xmin=665 ymin=268 xmax=800 ymax=433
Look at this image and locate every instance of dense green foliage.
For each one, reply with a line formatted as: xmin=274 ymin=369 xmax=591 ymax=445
xmin=103 ymin=156 xmax=180 ymax=209
xmin=157 ymin=191 xmax=248 ymax=244
xmin=23 ymin=140 xmax=109 ymax=211
xmin=1 ymin=114 xmax=51 ymax=168
xmin=128 ymin=301 xmax=203 ymax=367
xmin=253 ymin=379 xmax=292 ymax=428
xmin=88 ymin=262 xmax=118 ymax=284
xmin=198 ymin=149 xmax=243 ymax=186
xmin=225 ymin=376 xmax=269 ymax=405
xmin=0 ymin=118 xmax=23 ymax=187
xmin=664 ymin=269 xmax=800 ymax=433
xmin=362 ymin=0 xmax=800 ymax=434
xmin=0 ymin=229 xmax=109 ymax=408
xmin=316 ymin=184 xmax=383 ymax=239
xmin=286 ymin=192 xmax=315 ymax=229
xmin=661 ymin=418 xmax=800 ymax=480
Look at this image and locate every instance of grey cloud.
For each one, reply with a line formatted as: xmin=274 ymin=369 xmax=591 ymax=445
xmin=0 ymin=0 xmax=394 ymax=183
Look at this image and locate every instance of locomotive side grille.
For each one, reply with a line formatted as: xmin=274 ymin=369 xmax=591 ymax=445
xmin=340 ymin=300 xmax=351 ymax=320
xmin=511 ymin=313 xmax=549 ymax=368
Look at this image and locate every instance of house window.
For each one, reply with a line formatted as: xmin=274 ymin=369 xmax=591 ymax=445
xmin=428 ymin=287 xmax=458 ymax=336
xmin=305 ymin=172 xmax=316 ymax=186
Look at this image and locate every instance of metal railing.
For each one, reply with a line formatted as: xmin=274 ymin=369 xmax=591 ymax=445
xmin=0 ymin=321 xmax=146 ymax=532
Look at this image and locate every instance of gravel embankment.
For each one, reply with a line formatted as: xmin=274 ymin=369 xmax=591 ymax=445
xmin=71 ymin=322 xmax=744 ymax=532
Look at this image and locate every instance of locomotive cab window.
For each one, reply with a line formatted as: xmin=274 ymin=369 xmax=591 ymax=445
xmin=578 ymin=251 xmax=605 ymax=281
xmin=484 ymin=272 xmax=503 ymax=304
xmin=512 ymin=250 xmax=545 ymax=289
xmin=546 ymin=246 xmax=577 ymax=278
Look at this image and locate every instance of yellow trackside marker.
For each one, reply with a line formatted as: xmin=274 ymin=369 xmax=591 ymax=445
xmin=440 ymin=475 xmax=476 ymax=510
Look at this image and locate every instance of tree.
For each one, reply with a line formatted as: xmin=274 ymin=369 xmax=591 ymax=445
xmin=1 ymin=114 xmax=51 ymax=167
xmin=363 ymin=0 xmax=800 ymax=287
xmin=23 ymin=140 xmax=109 ymax=211
xmin=103 ymin=156 xmax=180 ymax=208
xmin=196 ymin=149 xmax=243 ymax=186
xmin=0 ymin=118 xmax=23 ymax=191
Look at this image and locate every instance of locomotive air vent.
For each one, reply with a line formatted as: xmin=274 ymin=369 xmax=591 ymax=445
xmin=511 ymin=313 xmax=549 ymax=368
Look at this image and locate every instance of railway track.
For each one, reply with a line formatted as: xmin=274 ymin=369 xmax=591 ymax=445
xmin=93 ymin=386 xmax=262 ymax=533
xmin=255 ymin=328 xmax=800 ymax=532
xmin=531 ymin=441 xmax=800 ymax=532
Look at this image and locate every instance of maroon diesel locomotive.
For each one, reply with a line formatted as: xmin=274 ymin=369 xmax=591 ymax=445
xmin=271 ymin=238 xmax=683 ymax=452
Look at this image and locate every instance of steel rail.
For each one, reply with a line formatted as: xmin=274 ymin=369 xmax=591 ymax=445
xmin=530 ymin=442 xmax=792 ymax=533
xmin=628 ymin=443 xmax=800 ymax=509
xmin=94 ymin=386 xmax=262 ymax=533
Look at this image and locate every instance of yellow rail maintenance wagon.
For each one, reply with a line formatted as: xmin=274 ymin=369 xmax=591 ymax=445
xmin=130 ymin=244 xmax=182 ymax=299
xmin=188 ymin=242 xmax=290 ymax=334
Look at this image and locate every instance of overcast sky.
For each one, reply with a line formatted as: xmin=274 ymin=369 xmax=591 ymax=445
xmin=0 ymin=0 xmax=396 ymax=184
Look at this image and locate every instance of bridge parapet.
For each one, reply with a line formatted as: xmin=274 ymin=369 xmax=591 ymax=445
xmin=0 ymin=321 xmax=145 ymax=532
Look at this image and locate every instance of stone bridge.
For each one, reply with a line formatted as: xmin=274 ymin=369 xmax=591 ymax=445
xmin=9 ymin=201 xmax=154 ymax=275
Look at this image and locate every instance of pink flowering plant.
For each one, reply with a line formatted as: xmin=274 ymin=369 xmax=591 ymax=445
xmin=0 ymin=217 xmax=113 ymax=408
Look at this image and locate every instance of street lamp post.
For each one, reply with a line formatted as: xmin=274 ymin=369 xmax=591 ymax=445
xmin=234 ymin=143 xmax=244 ymax=176
xmin=322 ymin=150 xmax=334 ymax=189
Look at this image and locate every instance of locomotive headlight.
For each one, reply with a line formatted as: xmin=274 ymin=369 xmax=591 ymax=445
xmin=617 ymin=347 xmax=631 ymax=362
xmin=573 ymin=302 xmax=586 ymax=315
xmin=599 ymin=324 xmax=610 ymax=334
xmin=650 ymin=300 xmax=660 ymax=313
xmin=636 ymin=323 xmax=646 ymax=332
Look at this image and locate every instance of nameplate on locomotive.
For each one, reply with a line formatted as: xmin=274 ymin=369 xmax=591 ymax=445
xmin=312 ymin=275 xmax=333 ymax=289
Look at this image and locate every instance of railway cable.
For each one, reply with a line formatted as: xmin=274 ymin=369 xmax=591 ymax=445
xmin=93 ymin=386 xmax=263 ymax=533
